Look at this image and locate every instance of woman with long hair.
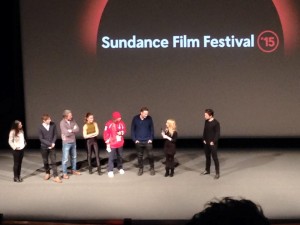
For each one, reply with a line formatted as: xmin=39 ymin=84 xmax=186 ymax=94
xmin=83 ymin=112 xmax=101 ymax=175
xmin=161 ymin=119 xmax=178 ymax=177
xmin=8 ymin=120 xmax=26 ymax=182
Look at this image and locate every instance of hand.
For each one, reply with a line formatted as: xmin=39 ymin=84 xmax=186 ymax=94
xmin=203 ymin=140 xmax=206 ymax=144
xmin=162 ymin=134 xmax=167 ymax=139
xmin=67 ymin=129 xmax=72 ymax=133
xmin=106 ymin=145 xmax=111 ymax=152
xmin=148 ymin=140 xmax=152 ymax=144
xmin=210 ymin=142 xmax=214 ymax=146
xmin=135 ymin=140 xmax=139 ymax=144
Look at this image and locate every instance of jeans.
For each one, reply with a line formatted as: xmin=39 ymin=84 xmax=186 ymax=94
xmin=136 ymin=142 xmax=154 ymax=169
xmin=108 ymin=147 xmax=123 ymax=172
xmin=12 ymin=150 xmax=24 ymax=178
xmin=41 ymin=148 xmax=58 ymax=177
xmin=62 ymin=142 xmax=77 ymax=174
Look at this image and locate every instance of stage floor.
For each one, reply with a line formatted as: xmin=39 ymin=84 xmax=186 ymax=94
xmin=0 ymin=148 xmax=299 ymax=221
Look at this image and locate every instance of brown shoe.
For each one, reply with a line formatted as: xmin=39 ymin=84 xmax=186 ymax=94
xmin=53 ymin=176 xmax=62 ymax=183
xmin=44 ymin=174 xmax=51 ymax=180
xmin=62 ymin=174 xmax=69 ymax=179
xmin=71 ymin=170 xmax=81 ymax=175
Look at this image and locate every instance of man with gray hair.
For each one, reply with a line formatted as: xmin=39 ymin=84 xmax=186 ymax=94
xmin=60 ymin=109 xmax=81 ymax=179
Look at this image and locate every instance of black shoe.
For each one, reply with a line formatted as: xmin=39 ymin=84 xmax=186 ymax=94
xmin=164 ymin=168 xmax=169 ymax=177
xmin=138 ymin=168 xmax=143 ymax=176
xmin=150 ymin=168 xmax=155 ymax=176
xmin=214 ymin=174 xmax=220 ymax=179
xmin=170 ymin=169 xmax=174 ymax=177
xmin=89 ymin=167 xmax=93 ymax=174
xmin=18 ymin=177 xmax=23 ymax=182
xmin=13 ymin=177 xmax=19 ymax=182
xmin=201 ymin=170 xmax=210 ymax=175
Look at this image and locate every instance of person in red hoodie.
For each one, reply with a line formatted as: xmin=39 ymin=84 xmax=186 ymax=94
xmin=103 ymin=111 xmax=126 ymax=178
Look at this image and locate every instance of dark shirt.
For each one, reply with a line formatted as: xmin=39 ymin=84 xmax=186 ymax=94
xmin=38 ymin=122 xmax=58 ymax=149
xmin=203 ymin=119 xmax=220 ymax=144
xmin=131 ymin=115 xmax=154 ymax=142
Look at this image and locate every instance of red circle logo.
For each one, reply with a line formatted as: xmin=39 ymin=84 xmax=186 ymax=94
xmin=257 ymin=30 xmax=280 ymax=53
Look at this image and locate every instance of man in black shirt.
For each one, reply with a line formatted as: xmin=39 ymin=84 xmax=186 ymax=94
xmin=202 ymin=109 xmax=220 ymax=179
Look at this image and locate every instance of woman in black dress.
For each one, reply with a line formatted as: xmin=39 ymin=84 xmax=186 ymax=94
xmin=161 ymin=119 xmax=177 ymax=177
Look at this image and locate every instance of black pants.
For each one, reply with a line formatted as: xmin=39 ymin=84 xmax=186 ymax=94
xmin=165 ymin=153 xmax=175 ymax=169
xmin=41 ymin=148 xmax=58 ymax=177
xmin=86 ymin=138 xmax=100 ymax=167
xmin=136 ymin=142 xmax=154 ymax=169
xmin=12 ymin=150 xmax=24 ymax=178
xmin=204 ymin=144 xmax=220 ymax=174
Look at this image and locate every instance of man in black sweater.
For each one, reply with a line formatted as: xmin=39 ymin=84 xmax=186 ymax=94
xmin=202 ymin=109 xmax=220 ymax=179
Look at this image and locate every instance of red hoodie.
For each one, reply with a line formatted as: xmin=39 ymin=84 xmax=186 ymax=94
xmin=103 ymin=120 xmax=126 ymax=148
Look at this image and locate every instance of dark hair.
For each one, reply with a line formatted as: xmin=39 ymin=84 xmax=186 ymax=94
xmin=140 ymin=107 xmax=149 ymax=112
xmin=85 ymin=112 xmax=93 ymax=123
xmin=10 ymin=120 xmax=22 ymax=136
xmin=41 ymin=114 xmax=50 ymax=121
xmin=205 ymin=109 xmax=214 ymax=117
xmin=187 ymin=197 xmax=270 ymax=225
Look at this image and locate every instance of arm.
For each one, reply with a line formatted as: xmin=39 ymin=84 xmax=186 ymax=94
xmin=131 ymin=117 xmax=137 ymax=142
xmin=8 ymin=130 xmax=16 ymax=150
xmin=213 ymin=121 xmax=220 ymax=144
xmin=149 ymin=117 xmax=154 ymax=142
xmin=72 ymin=120 xmax=80 ymax=133
xmin=117 ymin=121 xmax=126 ymax=136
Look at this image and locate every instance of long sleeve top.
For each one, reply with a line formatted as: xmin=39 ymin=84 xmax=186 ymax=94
xmin=103 ymin=120 xmax=126 ymax=148
xmin=38 ymin=122 xmax=57 ymax=149
xmin=8 ymin=130 xmax=26 ymax=150
xmin=203 ymin=119 xmax=220 ymax=144
xmin=131 ymin=115 xmax=154 ymax=142
xmin=60 ymin=119 xmax=79 ymax=144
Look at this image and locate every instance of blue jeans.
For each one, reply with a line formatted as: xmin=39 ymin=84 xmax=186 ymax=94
xmin=108 ymin=147 xmax=123 ymax=172
xmin=62 ymin=142 xmax=77 ymax=174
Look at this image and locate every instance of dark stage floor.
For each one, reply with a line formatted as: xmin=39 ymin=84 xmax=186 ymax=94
xmin=0 ymin=148 xmax=299 ymax=222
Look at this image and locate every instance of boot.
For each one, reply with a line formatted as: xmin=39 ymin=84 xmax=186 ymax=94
xmin=97 ymin=166 xmax=102 ymax=175
xmin=138 ymin=168 xmax=143 ymax=176
xmin=89 ymin=166 xmax=92 ymax=174
xmin=164 ymin=168 xmax=169 ymax=177
xmin=170 ymin=168 xmax=174 ymax=177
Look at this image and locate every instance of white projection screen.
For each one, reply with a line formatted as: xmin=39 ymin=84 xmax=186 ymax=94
xmin=20 ymin=0 xmax=300 ymax=138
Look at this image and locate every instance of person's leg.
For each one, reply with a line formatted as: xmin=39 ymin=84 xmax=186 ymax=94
xmin=17 ymin=150 xmax=24 ymax=182
xmin=108 ymin=149 xmax=116 ymax=177
xmin=165 ymin=154 xmax=170 ymax=177
xmin=203 ymin=144 xmax=211 ymax=174
xmin=86 ymin=139 xmax=93 ymax=174
xmin=12 ymin=150 xmax=19 ymax=181
xmin=93 ymin=142 xmax=102 ymax=175
xmin=49 ymin=149 xmax=61 ymax=183
xmin=41 ymin=148 xmax=51 ymax=179
xmin=211 ymin=145 xmax=220 ymax=179
xmin=136 ymin=143 xmax=144 ymax=175
xmin=62 ymin=143 xmax=71 ymax=178
xmin=146 ymin=143 xmax=155 ymax=175
xmin=116 ymin=147 xmax=124 ymax=173
xmin=70 ymin=143 xmax=80 ymax=175
xmin=169 ymin=154 xmax=175 ymax=177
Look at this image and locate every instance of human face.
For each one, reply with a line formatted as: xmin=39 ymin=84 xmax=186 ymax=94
xmin=43 ymin=117 xmax=51 ymax=125
xmin=87 ymin=115 xmax=94 ymax=123
xmin=204 ymin=112 xmax=212 ymax=120
xmin=140 ymin=110 xmax=149 ymax=119
xmin=66 ymin=113 xmax=73 ymax=121
xmin=18 ymin=122 xmax=23 ymax=129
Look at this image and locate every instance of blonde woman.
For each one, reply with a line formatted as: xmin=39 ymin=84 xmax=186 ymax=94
xmin=161 ymin=119 xmax=178 ymax=177
xmin=8 ymin=120 xmax=26 ymax=182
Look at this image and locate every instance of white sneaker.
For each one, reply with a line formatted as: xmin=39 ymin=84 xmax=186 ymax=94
xmin=108 ymin=171 xmax=114 ymax=178
xmin=119 ymin=169 xmax=125 ymax=175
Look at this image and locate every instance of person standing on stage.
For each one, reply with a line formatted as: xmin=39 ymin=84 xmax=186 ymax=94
xmin=202 ymin=109 xmax=221 ymax=179
xmin=131 ymin=107 xmax=155 ymax=176
xmin=103 ymin=111 xmax=126 ymax=178
xmin=83 ymin=112 xmax=101 ymax=175
xmin=161 ymin=119 xmax=178 ymax=177
xmin=8 ymin=120 xmax=26 ymax=182
xmin=38 ymin=114 xmax=62 ymax=183
xmin=60 ymin=109 xmax=81 ymax=179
